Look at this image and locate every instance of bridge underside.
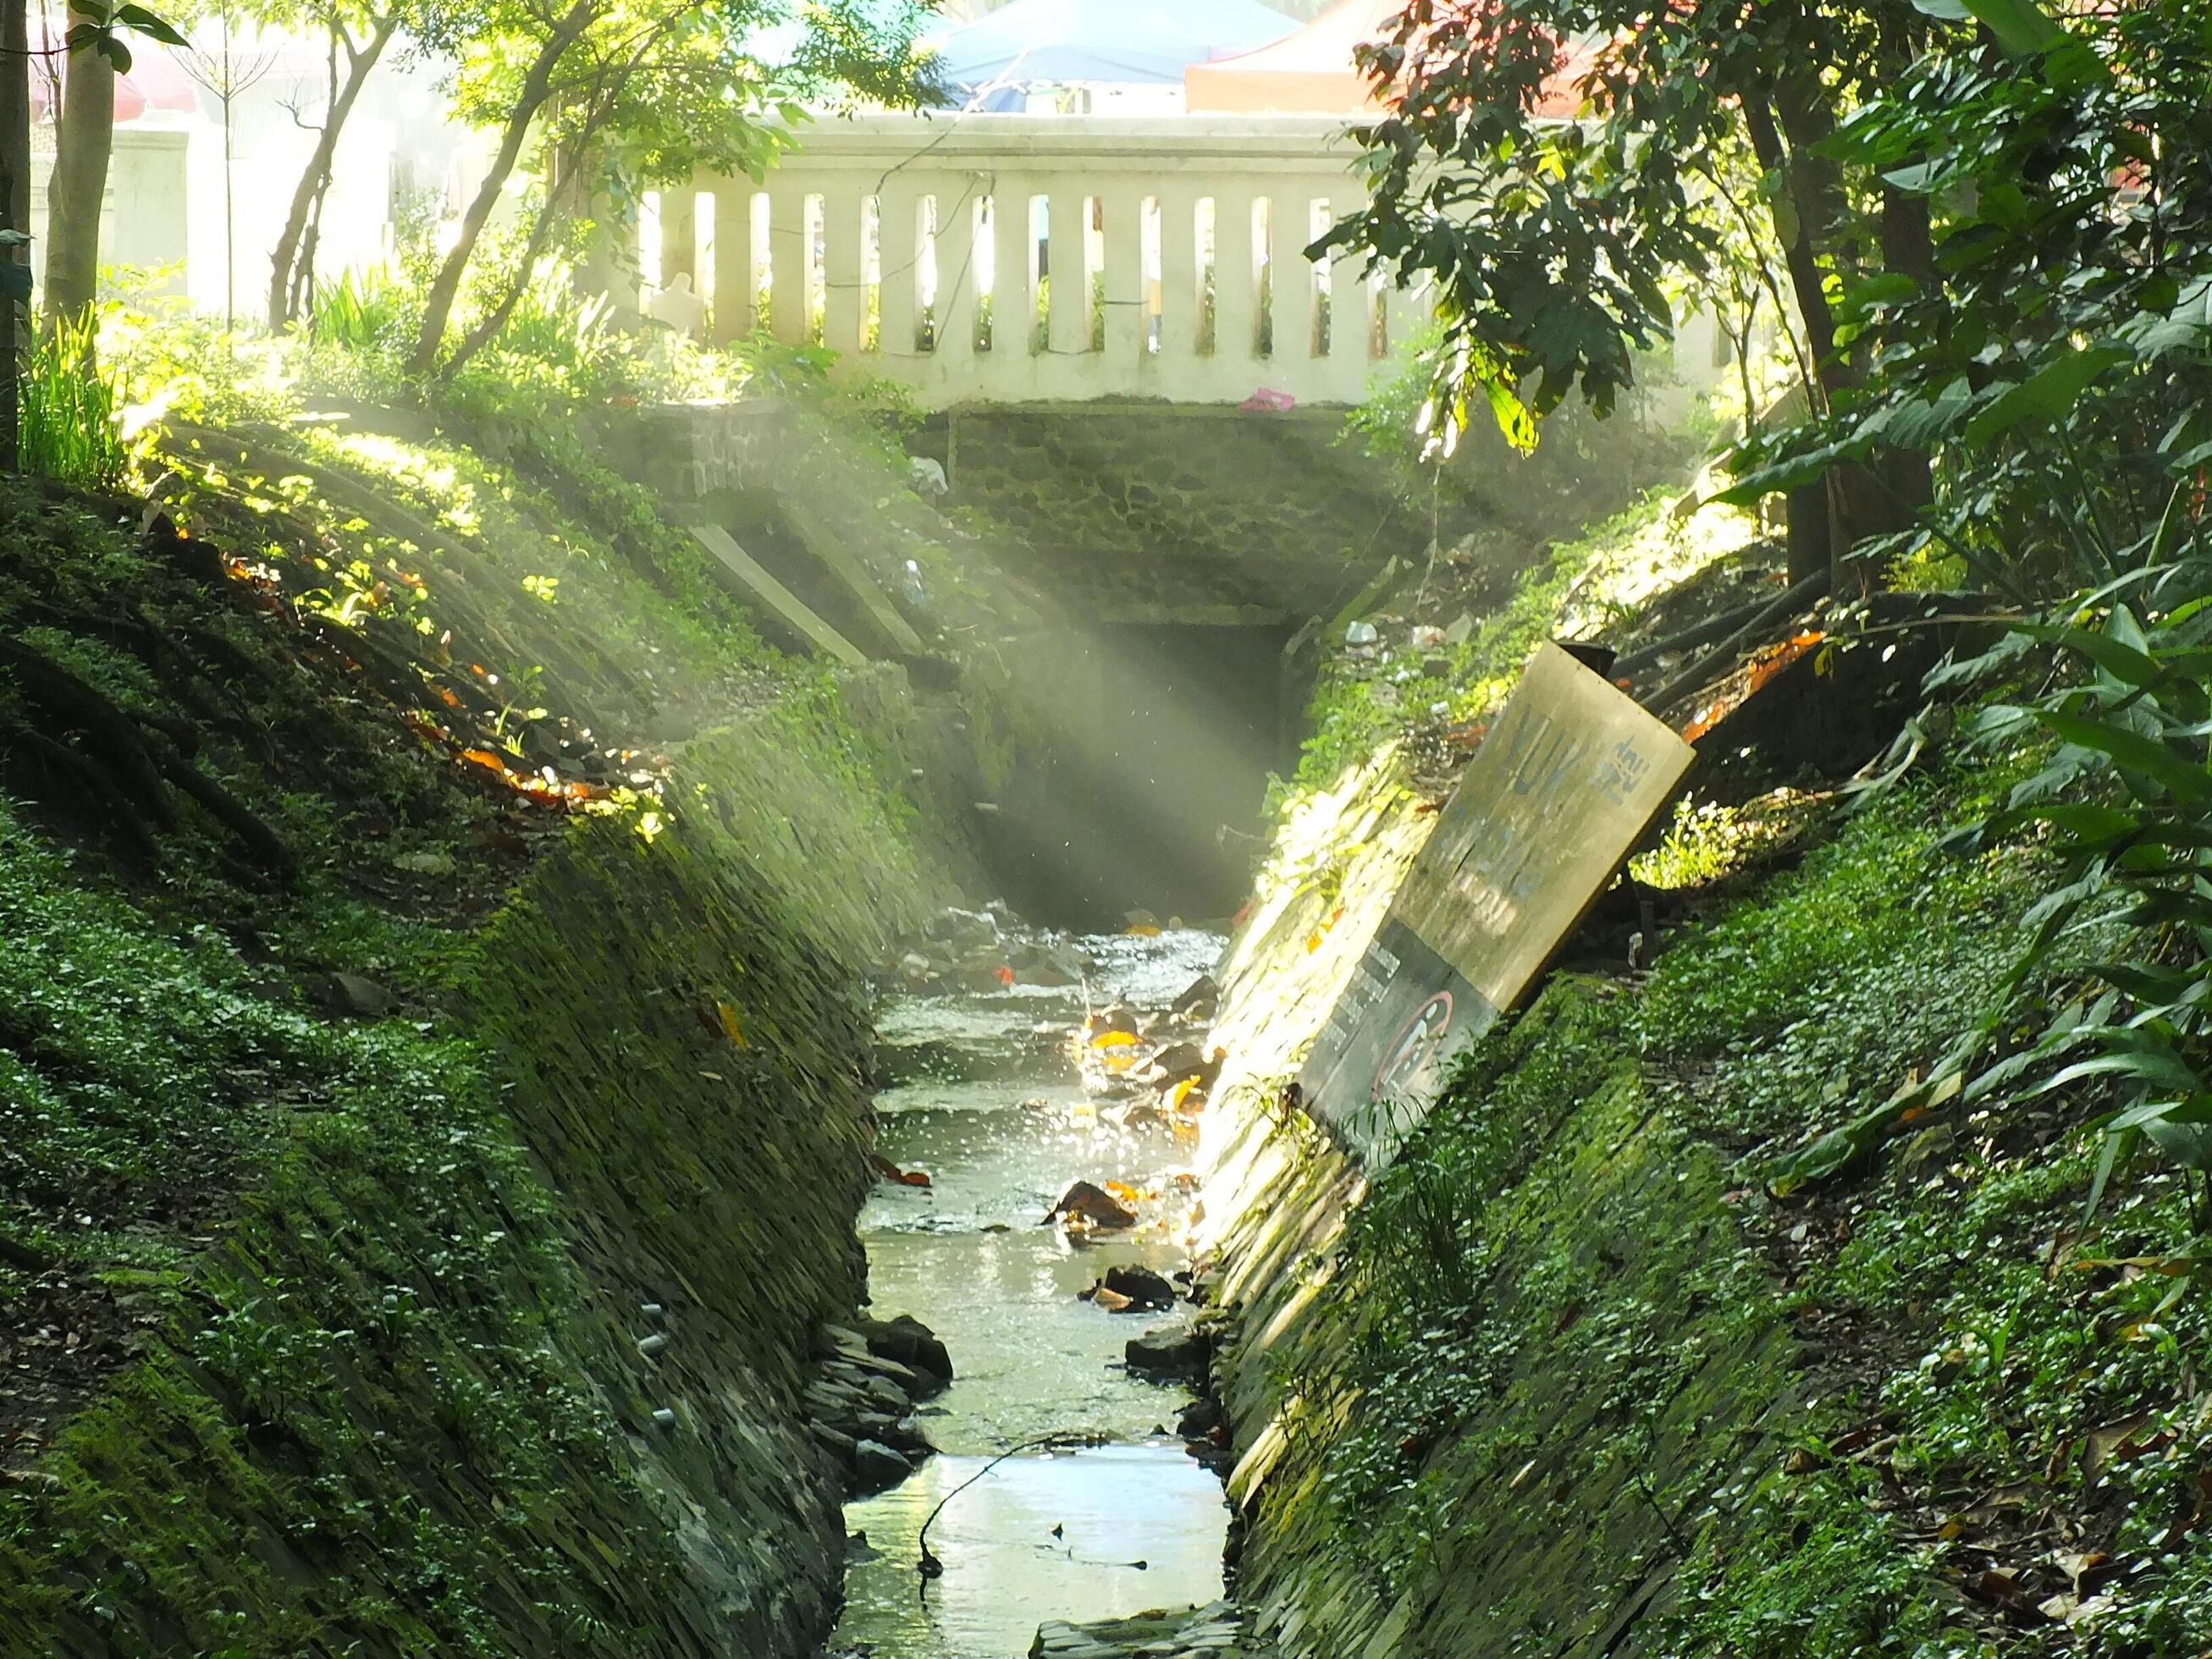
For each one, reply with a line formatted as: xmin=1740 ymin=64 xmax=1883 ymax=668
xmin=931 ymin=401 xmax=1422 ymax=623
xmin=607 ymin=396 xmax=1431 ymax=924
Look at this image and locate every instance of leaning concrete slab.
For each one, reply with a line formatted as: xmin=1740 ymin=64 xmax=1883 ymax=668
xmin=687 ymin=522 xmax=871 ymax=669
xmin=779 ymin=501 xmax=927 ymax=656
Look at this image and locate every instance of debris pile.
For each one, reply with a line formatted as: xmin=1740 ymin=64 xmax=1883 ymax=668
xmin=889 ymin=902 xmax=1091 ymax=993
xmin=1030 ymin=1599 xmax=1266 ymax=1659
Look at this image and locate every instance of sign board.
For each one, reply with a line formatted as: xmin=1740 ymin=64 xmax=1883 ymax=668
xmin=1298 ymin=643 xmax=1696 ymax=1162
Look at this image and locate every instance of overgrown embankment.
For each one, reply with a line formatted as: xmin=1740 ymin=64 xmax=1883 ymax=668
xmin=1200 ymin=504 xmax=2212 ymax=1655
xmin=0 ymin=391 xmax=954 ymax=1651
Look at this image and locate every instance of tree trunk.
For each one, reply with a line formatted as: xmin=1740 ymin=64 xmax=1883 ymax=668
xmin=1740 ymin=95 xmax=1838 ymax=582
xmin=0 ymin=0 xmax=30 ymax=467
xmin=442 ymin=84 xmax=630 ymax=381
xmin=268 ymin=11 xmax=398 ymax=329
xmin=407 ymin=0 xmax=596 ymax=376
xmin=438 ymin=190 xmax=568 ymax=379
xmin=1741 ymin=92 xmax=1842 ymax=406
xmin=45 ymin=6 xmax=115 ymax=324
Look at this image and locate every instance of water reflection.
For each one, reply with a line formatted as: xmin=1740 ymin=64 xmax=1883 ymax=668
xmin=838 ymin=1448 xmax=1227 ymax=1656
xmin=830 ymin=930 xmax=1228 ymax=1659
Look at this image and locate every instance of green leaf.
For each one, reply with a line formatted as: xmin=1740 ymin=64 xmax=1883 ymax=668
xmin=2036 ymin=708 xmax=2212 ymax=801
xmin=1880 ymin=162 xmax=1945 ymax=195
xmin=114 ymin=4 xmax=187 ymax=46
xmin=2017 ymin=620 xmax=2159 ymax=687
xmin=2151 ymin=479 xmax=2194 ymax=565
xmin=1865 ymin=377 xmax=1973 ymax=450
xmin=2084 ymin=1126 xmax=2132 ymax=1220
xmin=2126 ymin=275 xmax=2212 ymax=361
xmin=0 ymin=263 xmax=30 ymax=305
xmin=1840 ymin=273 xmax=1921 ymax=317
xmin=1909 ymin=0 xmax=1973 ymax=17
xmin=1962 ymin=344 xmax=2131 ymax=447
xmin=1959 ymin=0 xmax=2062 ymax=58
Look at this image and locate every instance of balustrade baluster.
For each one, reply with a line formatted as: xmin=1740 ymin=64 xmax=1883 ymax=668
xmin=821 ymin=187 xmax=864 ymax=356
xmin=709 ymin=185 xmax=752 ymax=344
xmin=1099 ymin=185 xmax=1145 ymax=365
xmin=935 ymin=179 xmax=980 ymax=368
xmin=1045 ymin=188 xmax=1088 ymax=361
xmin=766 ymin=185 xmax=808 ymax=343
xmin=878 ymin=181 xmax=919 ymax=359
xmin=1158 ymin=185 xmax=1200 ymax=368
xmin=1214 ymin=190 xmax=1258 ymax=373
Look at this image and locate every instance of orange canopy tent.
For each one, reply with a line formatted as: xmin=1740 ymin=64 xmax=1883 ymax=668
xmin=1183 ymin=0 xmax=1593 ymax=118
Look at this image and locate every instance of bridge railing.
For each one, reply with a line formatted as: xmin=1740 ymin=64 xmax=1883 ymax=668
xmin=632 ymin=113 xmax=1429 ymax=409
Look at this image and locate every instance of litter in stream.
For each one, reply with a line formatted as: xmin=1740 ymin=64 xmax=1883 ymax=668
xmin=826 ymin=915 xmax=1234 ymax=1659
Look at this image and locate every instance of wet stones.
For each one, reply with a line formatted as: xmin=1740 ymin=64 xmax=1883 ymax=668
xmin=892 ymin=903 xmax=1097 ymax=994
xmin=1046 ymin=1180 xmax=1139 ymax=1232
xmin=1078 ymin=1264 xmax=1176 ymax=1313
xmin=925 ymin=906 xmax=1001 ymax=951
xmin=1168 ymin=973 xmax=1217 ymax=1022
xmin=1101 ymin=1265 xmax=1175 ymax=1311
xmin=808 ymin=1315 xmax=952 ymax=1493
xmin=1126 ymin=1325 xmax=1211 ymax=1382
xmin=856 ymin=1312 xmax=953 ymax=1386
xmin=1176 ymin=1395 xmax=1231 ymax=1477
xmin=852 ymin=1438 xmax=914 ymax=1491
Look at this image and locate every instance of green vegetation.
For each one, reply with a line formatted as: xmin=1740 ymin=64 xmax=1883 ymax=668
xmin=0 ymin=192 xmax=957 ymax=1647
xmin=1249 ymin=56 xmax=2212 ymax=1590
xmin=18 ymin=311 xmax=132 ymax=489
xmin=1244 ymin=750 xmax=2212 ymax=1653
xmin=1283 ymin=488 xmax=1762 ymax=802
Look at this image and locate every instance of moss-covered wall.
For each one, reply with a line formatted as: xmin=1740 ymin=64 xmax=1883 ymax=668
xmin=0 ymin=648 xmax=941 ymax=1654
xmin=1210 ymin=986 xmax=1797 ymax=1657
xmin=609 ymin=397 xmax=1420 ymax=622
xmin=946 ymin=404 xmax=1416 ymax=620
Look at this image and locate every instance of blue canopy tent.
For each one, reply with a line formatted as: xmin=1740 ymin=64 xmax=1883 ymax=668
xmin=925 ymin=0 xmax=1299 ymax=109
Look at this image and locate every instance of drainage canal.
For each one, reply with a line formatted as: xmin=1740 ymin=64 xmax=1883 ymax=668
xmin=983 ymin=623 xmax=1302 ymax=932
xmin=828 ymin=927 xmax=1229 ymax=1657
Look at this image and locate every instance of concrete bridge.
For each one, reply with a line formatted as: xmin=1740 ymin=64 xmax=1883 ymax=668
xmin=625 ymin=113 xmax=1426 ymax=411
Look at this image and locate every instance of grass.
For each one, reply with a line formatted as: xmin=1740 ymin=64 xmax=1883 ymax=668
xmin=0 ymin=273 xmax=956 ymax=1644
xmin=20 ymin=311 xmax=131 ymax=491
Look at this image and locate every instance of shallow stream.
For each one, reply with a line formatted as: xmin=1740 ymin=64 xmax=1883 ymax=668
xmin=829 ymin=930 xmax=1228 ymax=1658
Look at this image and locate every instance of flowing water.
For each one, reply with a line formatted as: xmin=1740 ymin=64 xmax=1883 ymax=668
xmin=829 ymin=930 xmax=1229 ymax=1658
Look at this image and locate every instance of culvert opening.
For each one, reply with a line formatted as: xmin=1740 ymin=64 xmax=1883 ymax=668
xmin=979 ymin=621 xmax=1301 ymax=932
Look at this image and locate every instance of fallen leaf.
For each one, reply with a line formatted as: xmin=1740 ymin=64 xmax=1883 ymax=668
xmin=1970 ymin=1566 xmax=2026 ymax=1606
xmin=2083 ymin=1414 xmax=2166 ymax=1485
xmin=2044 ymin=1547 xmax=2110 ymax=1593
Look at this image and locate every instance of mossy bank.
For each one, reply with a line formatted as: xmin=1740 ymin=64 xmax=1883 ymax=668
xmin=0 ymin=410 xmax=952 ymax=1652
xmin=1195 ymin=509 xmax=2212 ymax=1655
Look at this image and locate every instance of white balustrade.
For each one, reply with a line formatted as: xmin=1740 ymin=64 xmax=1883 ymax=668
xmin=637 ymin=114 xmax=1397 ymax=408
